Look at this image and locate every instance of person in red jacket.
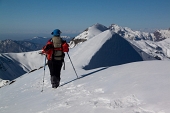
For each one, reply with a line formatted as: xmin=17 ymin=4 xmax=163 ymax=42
xmin=42 ymin=29 xmax=69 ymax=88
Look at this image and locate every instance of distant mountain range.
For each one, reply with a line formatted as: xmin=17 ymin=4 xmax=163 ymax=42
xmin=23 ymin=37 xmax=51 ymax=45
xmin=24 ymin=36 xmax=72 ymax=44
xmin=0 ymin=23 xmax=169 ymax=55
xmin=109 ymin=24 xmax=170 ymax=41
xmin=0 ymin=36 xmax=72 ymax=53
xmin=0 ymin=39 xmax=43 ymax=53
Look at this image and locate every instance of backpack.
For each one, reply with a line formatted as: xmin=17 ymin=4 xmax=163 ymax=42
xmin=42 ymin=37 xmax=69 ymax=60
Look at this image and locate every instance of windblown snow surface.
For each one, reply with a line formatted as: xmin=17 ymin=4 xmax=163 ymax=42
xmin=0 ymin=30 xmax=170 ymax=113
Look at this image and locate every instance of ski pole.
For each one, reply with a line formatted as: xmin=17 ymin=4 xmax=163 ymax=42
xmin=41 ymin=56 xmax=46 ymax=92
xmin=67 ymin=52 xmax=78 ymax=78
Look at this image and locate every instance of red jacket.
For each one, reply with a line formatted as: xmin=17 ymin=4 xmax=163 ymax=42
xmin=42 ymin=39 xmax=69 ymax=60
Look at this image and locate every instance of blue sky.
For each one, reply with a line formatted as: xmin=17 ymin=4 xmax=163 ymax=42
xmin=0 ymin=0 xmax=170 ymax=40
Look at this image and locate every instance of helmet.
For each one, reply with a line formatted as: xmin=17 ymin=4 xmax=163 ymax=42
xmin=51 ymin=29 xmax=62 ymax=36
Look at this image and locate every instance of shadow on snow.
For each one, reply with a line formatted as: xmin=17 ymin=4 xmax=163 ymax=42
xmin=60 ymin=67 xmax=108 ymax=87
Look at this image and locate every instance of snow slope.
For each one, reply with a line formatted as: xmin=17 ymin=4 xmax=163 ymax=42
xmin=0 ymin=51 xmax=45 ymax=81
xmin=0 ymin=60 xmax=170 ymax=113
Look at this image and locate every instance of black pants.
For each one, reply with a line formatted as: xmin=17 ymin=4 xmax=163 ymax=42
xmin=47 ymin=60 xmax=63 ymax=87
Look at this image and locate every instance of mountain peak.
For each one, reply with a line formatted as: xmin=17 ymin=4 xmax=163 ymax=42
xmin=110 ymin=23 xmax=119 ymax=27
xmin=69 ymin=23 xmax=108 ymax=48
xmin=90 ymin=23 xmax=108 ymax=31
xmin=109 ymin=24 xmax=134 ymax=32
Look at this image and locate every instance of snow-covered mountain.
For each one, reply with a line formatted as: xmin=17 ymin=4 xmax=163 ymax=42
xmin=109 ymin=24 xmax=170 ymax=42
xmin=70 ymin=23 xmax=170 ymax=43
xmin=109 ymin=24 xmax=154 ymax=41
xmin=69 ymin=23 xmax=170 ymax=60
xmin=128 ymin=38 xmax=170 ymax=60
xmin=69 ymin=23 xmax=108 ymax=48
xmin=0 ymin=25 xmax=170 ymax=113
xmin=153 ymin=29 xmax=170 ymax=41
xmin=109 ymin=24 xmax=170 ymax=60
xmin=0 ymin=39 xmax=43 ymax=53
